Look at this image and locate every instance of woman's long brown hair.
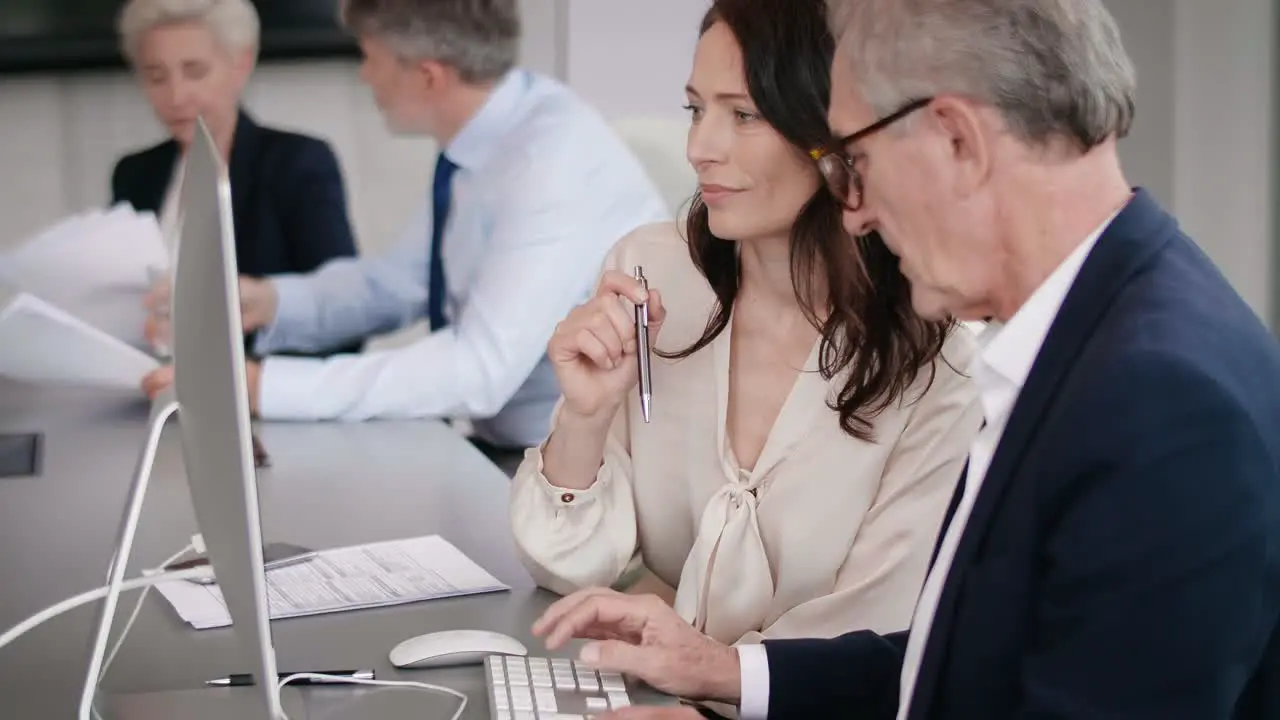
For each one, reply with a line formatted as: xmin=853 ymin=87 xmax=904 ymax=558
xmin=659 ymin=0 xmax=952 ymax=442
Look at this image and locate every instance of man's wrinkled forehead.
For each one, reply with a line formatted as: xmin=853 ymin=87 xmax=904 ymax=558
xmin=827 ymin=42 xmax=875 ymax=137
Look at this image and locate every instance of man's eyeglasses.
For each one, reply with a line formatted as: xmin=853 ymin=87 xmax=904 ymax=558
xmin=810 ymin=97 xmax=932 ymax=210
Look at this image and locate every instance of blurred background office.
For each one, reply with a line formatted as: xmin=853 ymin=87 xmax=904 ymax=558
xmin=0 ymin=0 xmax=1275 ymax=338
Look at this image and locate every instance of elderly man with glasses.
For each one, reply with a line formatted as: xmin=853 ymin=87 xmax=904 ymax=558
xmin=529 ymin=1 xmax=1280 ymax=719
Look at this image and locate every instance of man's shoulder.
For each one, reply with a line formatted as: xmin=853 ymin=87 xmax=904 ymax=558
xmin=496 ymin=73 xmax=632 ymax=164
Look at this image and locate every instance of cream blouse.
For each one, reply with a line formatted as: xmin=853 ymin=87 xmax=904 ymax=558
xmin=509 ymin=221 xmax=984 ymax=645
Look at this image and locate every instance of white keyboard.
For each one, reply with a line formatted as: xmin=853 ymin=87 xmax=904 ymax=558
xmin=485 ymin=654 xmax=633 ymax=719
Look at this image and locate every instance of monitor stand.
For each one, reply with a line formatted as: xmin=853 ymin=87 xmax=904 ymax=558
xmin=78 ymin=389 xmax=179 ymax=720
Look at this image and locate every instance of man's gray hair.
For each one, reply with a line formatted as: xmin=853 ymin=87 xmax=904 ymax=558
xmin=118 ymin=0 xmax=260 ymax=64
xmin=340 ymin=0 xmax=520 ymax=83
xmin=826 ymin=0 xmax=1136 ymax=150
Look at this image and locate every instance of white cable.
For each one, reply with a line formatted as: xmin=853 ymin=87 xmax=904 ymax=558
xmin=277 ymin=673 xmax=468 ymax=720
xmin=98 ymin=544 xmax=196 ymax=682
xmin=0 ymin=567 xmax=208 ymax=656
xmin=80 ymin=397 xmax=180 ymax=720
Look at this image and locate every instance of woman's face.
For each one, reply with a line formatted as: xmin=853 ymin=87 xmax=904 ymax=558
xmin=134 ymin=21 xmax=252 ymax=149
xmin=684 ymin=21 xmax=821 ymax=242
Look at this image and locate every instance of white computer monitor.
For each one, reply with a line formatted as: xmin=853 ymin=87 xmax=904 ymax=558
xmin=165 ymin=117 xmax=282 ymax=718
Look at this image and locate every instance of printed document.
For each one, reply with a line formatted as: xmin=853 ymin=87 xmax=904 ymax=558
xmin=154 ymin=535 xmax=510 ymax=630
xmin=0 ymin=292 xmax=159 ymax=389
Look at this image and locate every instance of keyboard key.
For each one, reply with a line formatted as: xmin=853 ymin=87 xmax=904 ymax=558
xmin=534 ymin=688 xmax=558 ymax=712
xmin=510 ymin=686 xmax=534 ymax=711
xmin=493 ymin=711 xmax=511 ymax=720
xmin=575 ymin=669 xmax=600 ymax=692
xmin=553 ymin=669 xmax=576 ymax=689
xmin=608 ymin=691 xmax=631 ymax=708
xmin=599 ymin=672 xmax=626 ymax=692
xmin=492 ymin=689 xmax=510 ymax=710
xmin=513 ymin=713 xmax=536 ymax=720
xmin=585 ymin=696 xmax=609 ymax=711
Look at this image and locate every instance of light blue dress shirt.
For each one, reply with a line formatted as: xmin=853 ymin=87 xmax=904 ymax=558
xmin=252 ymin=69 xmax=670 ymax=447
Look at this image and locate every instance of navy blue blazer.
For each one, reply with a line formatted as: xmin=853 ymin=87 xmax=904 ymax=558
xmin=111 ymin=110 xmax=361 ymax=355
xmin=763 ymin=189 xmax=1280 ymax=719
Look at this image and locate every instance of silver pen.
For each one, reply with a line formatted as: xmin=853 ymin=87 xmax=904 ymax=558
xmin=633 ymin=266 xmax=653 ymax=423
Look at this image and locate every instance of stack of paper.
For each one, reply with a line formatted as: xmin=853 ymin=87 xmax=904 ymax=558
xmin=0 ymin=292 xmax=159 ymax=389
xmin=0 ymin=203 xmax=168 ymax=349
xmin=153 ymin=535 xmax=511 ymax=630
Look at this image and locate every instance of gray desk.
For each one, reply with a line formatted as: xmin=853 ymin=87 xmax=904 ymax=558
xmin=0 ymin=379 xmax=565 ymax=719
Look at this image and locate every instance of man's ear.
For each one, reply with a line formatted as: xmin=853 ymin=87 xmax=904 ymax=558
xmin=418 ymin=58 xmax=456 ymax=93
xmin=927 ymin=95 xmax=993 ymax=195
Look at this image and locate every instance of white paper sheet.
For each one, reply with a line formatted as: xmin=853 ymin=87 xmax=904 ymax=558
xmin=153 ymin=535 xmax=511 ymax=630
xmin=0 ymin=292 xmax=159 ymax=389
xmin=0 ymin=204 xmax=168 ymax=346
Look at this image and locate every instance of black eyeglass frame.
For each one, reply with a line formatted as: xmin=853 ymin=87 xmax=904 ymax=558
xmin=810 ymin=97 xmax=933 ymax=209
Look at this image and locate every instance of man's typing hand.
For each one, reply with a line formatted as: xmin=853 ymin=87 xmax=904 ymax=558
xmin=533 ymin=588 xmax=742 ymax=705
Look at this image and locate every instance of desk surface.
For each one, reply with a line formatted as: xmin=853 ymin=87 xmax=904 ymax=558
xmin=0 ymin=379 xmax=569 ymax=719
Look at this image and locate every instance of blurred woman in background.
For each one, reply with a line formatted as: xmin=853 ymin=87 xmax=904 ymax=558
xmin=113 ymin=0 xmax=360 ymax=355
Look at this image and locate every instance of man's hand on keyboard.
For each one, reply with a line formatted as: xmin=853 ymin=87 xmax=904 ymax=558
xmin=533 ymin=587 xmax=741 ymax=706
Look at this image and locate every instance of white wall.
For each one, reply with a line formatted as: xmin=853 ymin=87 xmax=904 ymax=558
xmin=563 ymin=0 xmax=708 ymax=119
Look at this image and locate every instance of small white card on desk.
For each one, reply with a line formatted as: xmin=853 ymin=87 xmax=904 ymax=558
xmin=154 ymin=535 xmax=511 ymax=630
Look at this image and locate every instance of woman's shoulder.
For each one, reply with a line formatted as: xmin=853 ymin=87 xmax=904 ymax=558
xmin=248 ymin=122 xmax=343 ymax=172
xmin=606 ymin=220 xmax=715 ymax=296
xmin=112 ymin=137 xmax=177 ymax=178
xmin=603 ymin=220 xmax=720 ymax=347
xmin=607 ymin=220 xmax=689 ymax=264
xmin=904 ymin=321 xmax=982 ymax=409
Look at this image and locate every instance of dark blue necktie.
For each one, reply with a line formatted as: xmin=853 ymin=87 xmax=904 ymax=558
xmin=427 ymin=152 xmax=458 ymax=330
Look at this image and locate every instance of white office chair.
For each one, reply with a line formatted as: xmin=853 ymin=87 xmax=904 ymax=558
xmin=611 ymin=116 xmax=696 ymax=219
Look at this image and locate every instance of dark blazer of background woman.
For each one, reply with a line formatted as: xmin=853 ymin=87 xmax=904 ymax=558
xmin=111 ymin=109 xmax=362 ymax=356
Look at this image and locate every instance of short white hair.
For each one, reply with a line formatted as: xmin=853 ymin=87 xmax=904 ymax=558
xmin=118 ymin=0 xmax=261 ymax=64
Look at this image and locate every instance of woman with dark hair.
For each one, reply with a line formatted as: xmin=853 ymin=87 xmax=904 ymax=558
xmin=509 ymin=0 xmax=982 ymax=647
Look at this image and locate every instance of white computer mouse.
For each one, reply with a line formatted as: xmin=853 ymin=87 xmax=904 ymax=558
xmin=388 ymin=629 xmax=529 ymax=669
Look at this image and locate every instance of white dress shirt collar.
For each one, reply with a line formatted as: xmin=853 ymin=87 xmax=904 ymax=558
xmin=443 ymin=69 xmax=531 ymax=170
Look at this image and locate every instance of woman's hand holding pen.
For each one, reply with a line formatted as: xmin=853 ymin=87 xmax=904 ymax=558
xmin=548 ymin=270 xmax=666 ymax=422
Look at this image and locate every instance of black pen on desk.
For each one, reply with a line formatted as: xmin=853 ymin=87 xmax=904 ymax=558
xmin=633 ymin=265 xmax=653 ymax=422
xmin=206 ymin=669 xmax=374 ymax=686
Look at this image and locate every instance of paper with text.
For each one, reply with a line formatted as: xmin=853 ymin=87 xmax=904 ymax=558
xmin=0 ymin=292 xmax=159 ymax=389
xmin=154 ymin=535 xmax=510 ymax=630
